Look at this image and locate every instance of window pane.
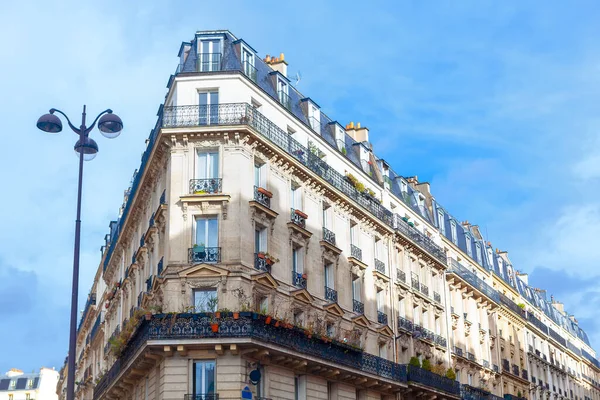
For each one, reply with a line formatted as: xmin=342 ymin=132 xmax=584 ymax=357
xmin=205 ymin=361 xmax=216 ymax=394
xmin=202 ymin=41 xmax=210 ymax=54
xmin=211 ymin=40 xmax=220 ymax=55
xmin=208 ymin=152 xmax=218 ymax=178
xmin=207 ymin=218 xmax=218 ymax=247
xmin=194 ymin=289 xmax=216 ymax=312
xmin=195 ymin=218 xmax=206 ymax=246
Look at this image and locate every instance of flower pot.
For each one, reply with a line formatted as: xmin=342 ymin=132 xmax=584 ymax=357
xmin=215 ymin=312 xmax=221 ymax=319
xmin=274 ymin=321 xmax=280 ymax=327
xmin=257 ymin=187 xmax=273 ymax=198
xmin=265 ymin=316 xmax=272 ymax=325
xmin=257 ymin=252 xmax=266 ymax=259
xmin=233 ymin=312 xmax=239 ymax=320
xmin=210 ymin=323 xmax=219 ymax=333
xmin=145 ymin=313 xmax=152 ymax=321
xmin=294 ymin=209 xmax=308 ymax=219
xmin=266 ymin=258 xmax=274 ymax=266
xmin=302 ymin=273 xmax=307 ymax=279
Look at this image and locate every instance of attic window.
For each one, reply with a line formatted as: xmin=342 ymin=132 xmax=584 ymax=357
xmin=198 ymin=39 xmax=222 ymax=72
xmin=438 ymin=210 xmax=445 ymax=235
xmin=475 ymin=243 xmax=482 ymax=265
xmin=277 ymin=79 xmax=290 ymax=109
xmin=335 ymin=125 xmax=346 ymax=152
xmin=465 ymin=234 xmax=472 ymax=257
xmin=450 ymin=220 xmax=457 ymax=245
xmin=308 ymin=103 xmax=320 ymax=131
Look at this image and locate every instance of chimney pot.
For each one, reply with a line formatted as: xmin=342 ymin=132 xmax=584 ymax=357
xmin=280 ymin=52 xmax=285 ymax=61
xmin=349 ymin=121 xmax=354 ymax=129
xmin=356 ymin=122 xmax=361 ymax=129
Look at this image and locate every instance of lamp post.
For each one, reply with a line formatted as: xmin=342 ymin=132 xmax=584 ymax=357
xmin=37 ymin=105 xmax=123 ymax=400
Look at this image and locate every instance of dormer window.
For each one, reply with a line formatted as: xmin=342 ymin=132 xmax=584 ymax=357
xmin=241 ymin=47 xmax=256 ymax=82
xmin=450 ymin=220 xmax=457 ymax=245
xmin=198 ymin=39 xmax=222 ymax=72
xmin=465 ymin=233 xmax=472 ymax=257
xmin=335 ymin=124 xmax=346 ymax=152
xmin=308 ymin=103 xmax=320 ymax=132
xmin=438 ymin=210 xmax=446 ymax=235
xmin=277 ymin=79 xmax=290 ymax=109
xmin=475 ymin=243 xmax=482 ymax=265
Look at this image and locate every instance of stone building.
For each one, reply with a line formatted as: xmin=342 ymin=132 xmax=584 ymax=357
xmin=59 ymin=30 xmax=600 ymax=400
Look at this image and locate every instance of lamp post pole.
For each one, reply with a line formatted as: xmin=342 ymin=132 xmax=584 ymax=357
xmin=36 ymin=106 xmax=123 ymax=400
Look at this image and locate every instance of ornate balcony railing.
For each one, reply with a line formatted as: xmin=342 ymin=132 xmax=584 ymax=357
xmin=398 ymin=316 xmax=413 ymax=332
xmin=290 ymin=208 xmax=306 ymax=229
xmin=292 ymin=271 xmax=307 ymax=289
xmin=461 ymin=384 xmax=492 ymax=400
xmin=323 ymin=227 xmax=336 ymax=246
xmin=548 ymin=327 xmax=567 ymax=347
xmin=420 ymin=283 xmax=429 ymax=296
xmin=157 ymin=257 xmax=164 ymax=276
xmin=467 ymin=352 xmax=476 ymax=362
xmin=184 ymin=394 xmax=219 ymax=400
xmin=406 ymin=365 xmax=460 ymax=396
xmin=493 ymin=364 xmax=499 ymax=373
xmin=242 ymin=60 xmax=257 ymax=82
xmin=498 ymin=293 xmax=525 ymax=318
xmin=453 ymin=346 xmax=464 ymax=357
xmin=502 ymin=359 xmax=510 ymax=372
xmin=377 ymin=311 xmax=388 ymax=325
xmin=434 ymin=291 xmax=441 ymax=303
xmin=526 ymin=311 xmax=549 ymax=335
xmin=522 ymin=369 xmax=528 ymax=380
xmin=414 ymin=325 xmax=436 ymax=343
xmin=397 ymin=270 xmax=406 ymax=283
xmin=189 ymin=178 xmax=222 ymax=194
xmin=350 ymin=244 xmax=362 ymax=260
xmin=374 ymin=259 xmax=386 ymax=274
xmin=93 ymin=314 xmax=409 ymax=400
xmin=448 ymin=259 xmax=499 ymax=303
xmin=411 ymin=278 xmax=420 ymax=290
xmin=512 ymin=364 xmax=519 ymax=376
xmin=325 ymin=286 xmax=338 ymax=303
xmin=482 ymin=359 xmax=490 ymax=369
xmin=434 ymin=334 xmax=447 ymax=347
xmin=188 ymin=247 xmax=221 ymax=264
xmin=157 ymin=103 xmax=447 ymax=269
xmin=353 ymin=299 xmax=364 ymax=314
xmin=253 ymin=186 xmax=271 ymax=208
xmin=254 ymin=253 xmax=269 ymax=272
xmin=160 ymin=189 xmax=166 ymax=205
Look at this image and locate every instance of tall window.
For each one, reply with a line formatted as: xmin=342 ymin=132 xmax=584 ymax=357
xmin=414 ymin=305 xmax=420 ymax=326
xmin=376 ymin=290 xmax=384 ymax=312
xmin=193 ymin=360 xmax=216 ymax=395
xmin=199 ymin=39 xmax=221 ymax=72
xmin=435 ymin=317 xmax=441 ymax=335
xmin=422 ymin=309 xmax=428 ymax=329
xmin=322 ymin=205 xmax=331 ymax=229
xmin=438 ymin=210 xmax=445 ymax=235
xmin=278 ymin=79 xmax=289 ymax=108
xmin=350 ymin=223 xmax=358 ymax=246
xmin=292 ymin=246 xmax=304 ymax=274
xmin=291 ymin=184 xmax=302 ymax=211
xmin=450 ymin=220 xmax=457 ymax=244
xmin=254 ymin=161 xmax=266 ymax=188
xmin=255 ymin=226 xmax=267 ymax=253
xmin=335 ymin=125 xmax=345 ymax=151
xmin=379 ymin=343 xmax=388 ymax=359
xmin=352 ymin=276 xmax=362 ymax=302
xmin=193 ymin=289 xmax=217 ymax=312
xmin=199 ymin=91 xmax=219 ymax=125
xmin=475 ymin=243 xmax=482 ymax=265
xmin=324 ymin=263 xmax=334 ymax=289
xmin=309 ymin=104 xmax=320 ymax=131
xmin=398 ymin=298 xmax=405 ymax=318
xmin=195 ymin=216 xmax=218 ymax=248
xmin=242 ymin=47 xmax=255 ymax=80
xmin=197 ymin=150 xmax=219 ymax=180
xmin=465 ymin=234 xmax=472 ymax=257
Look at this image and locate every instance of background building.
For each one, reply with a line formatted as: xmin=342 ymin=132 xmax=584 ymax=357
xmin=59 ymin=30 xmax=600 ymax=400
xmin=1 ymin=368 xmax=59 ymax=400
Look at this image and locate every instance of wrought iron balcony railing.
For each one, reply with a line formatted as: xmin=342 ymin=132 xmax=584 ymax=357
xmin=377 ymin=311 xmax=388 ymax=325
xmin=526 ymin=311 xmax=549 ymax=335
xmin=434 ymin=291 xmax=441 ymax=303
xmin=157 ymin=257 xmax=164 ymax=276
xmin=253 ymin=186 xmax=271 ymax=208
xmin=461 ymin=384 xmax=493 ymax=400
xmin=397 ymin=270 xmax=406 ymax=283
xmin=188 ymin=247 xmax=221 ymax=264
xmin=353 ymin=299 xmax=364 ymax=314
xmin=254 ymin=253 xmax=270 ymax=272
xmin=242 ymin=61 xmax=257 ymax=82
xmin=292 ymin=271 xmax=307 ymax=289
xmin=290 ymin=208 xmax=306 ymax=229
xmin=325 ymin=286 xmax=338 ymax=303
xmin=512 ymin=364 xmax=519 ymax=376
xmin=184 ymin=394 xmax=219 ymax=400
xmin=411 ymin=278 xmax=420 ymax=290
xmin=482 ymin=359 xmax=490 ymax=369
xmin=448 ymin=259 xmax=499 ymax=303
xmin=502 ymin=359 xmax=510 ymax=372
xmin=160 ymin=189 xmax=166 ymax=205
xmin=195 ymin=52 xmax=222 ymax=72
xmin=467 ymin=352 xmax=476 ymax=362
xmin=350 ymin=244 xmax=362 ymax=260
xmin=420 ymin=283 xmax=429 ymax=296
xmin=322 ymin=227 xmax=336 ymax=246
xmin=493 ymin=364 xmax=499 ymax=373
xmin=453 ymin=346 xmax=463 ymax=357
xmin=498 ymin=292 xmax=526 ymax=318
xmin=406 ymin=365 xmax=460 ymax=396
xmin=189 ymin=178 xmax=222 ymax=194
xmin=522 ymin=369 xmax=528 ymax=380
xmin=374 ymin=259 xmax=386 ymax=274
xmin=398 ymin=316 xmax=413 ymax=332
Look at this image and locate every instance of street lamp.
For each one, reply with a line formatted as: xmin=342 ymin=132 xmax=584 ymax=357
xmin=37 ymin=105 xmax=123 ymax=400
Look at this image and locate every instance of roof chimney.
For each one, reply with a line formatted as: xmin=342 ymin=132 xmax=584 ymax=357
xmin=345 ymin=121 xmax=369 ymax=143
xmin=265 ymin=52 xmax=288 ymax=77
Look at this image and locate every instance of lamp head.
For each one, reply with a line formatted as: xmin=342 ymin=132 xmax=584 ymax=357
xmin=98 ymin=112 xmax=123 ymax=138
xmin=74 ymin=137 xmax=99 ymax=161
xmin=37 ymin=112 xmax=62 ymax=133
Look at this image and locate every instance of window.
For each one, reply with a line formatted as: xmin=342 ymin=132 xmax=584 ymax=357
xmin=193 ymin=360 xmax=216 ymax=396
xmin=255 ymin=226 xmax=267 ymax=253
xmin=26 ymin=394 xmax=30 ymax=400
xmin=198 ymin=91 xmax=219 ymax=125
xmin=414 ymin=305 xmax=420 ymax=326
xmin=456 ymin=370 xmax=461 ymax=382
xmin=9 ymin=381 xmax=15 ymax=390
xmin=465 ymin=234 xmax=472 ymax=257
xmin=324 ymin=263 xmax=334 ymax=289
xmin=277 ymin=79 xmax=289 ymax=108
xmin=258 ymin=296 xmax=268 ymax=314
xmin=26 ymin=380 xmax=33 ymax=389
xmin=199 ymin=39 xmax=221 ymax=72
xmin=468 ymin=373 xmax=473 ymax=385
xmin=196 ymin=150 xmax=219 ymax=180
xmin=335 ymin=125 xmax=345 ymax=151
xmin=398 ymin=298 xmax=405 ymax=317
xmin=422 ymin=309 xmax=428 ymax=329
xmin=450 ymin=220 xmax=457 ymax=244
xmin=435 ymin=317 xmax=441 ymax=335
xmin=254 ymin=161 xmax=266 ymax=188
xmin=350 ymin=223 xmax=358 ymax=246
xmin=195 ymin=216 xmax=218 ymax=248
xmin=291 ymin=184 xmax=302 ymax=211
xmin=475 ymin=243 xmax=482 ymax=265
xmin=379 ymin=343 xmax=388 ymax=359
xmin=438 ymin=210 xmax=445 ymax=235
xmin=242 ymin=47 xmax=255 ymax=81
xmin=352 ymin=276 xmax=362 ymax=302
xmin=326 ymin=322 xmax=335 ymax=337
xmin=9 ymin=395 xmax=13 ymax=400
xmin=308 ymin=104 xmax=320 ymax=131
xmin=293 ymin=311 xmax=303 ymax=326
xmin=193 ymin=289 xmax=217 ymax=312
xmin=376 ymin=290 xmax=384 ymax=312
xmin=322 ymin=204 xmax=331 ymax=229
xmin=292 ymin=247 xmax=304 ymax=274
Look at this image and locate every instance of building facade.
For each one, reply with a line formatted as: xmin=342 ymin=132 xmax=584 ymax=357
xmin=59 ymin=30 xmax=600 ymax=400
xmin=1 ymin=368 xmax=59 ymax=400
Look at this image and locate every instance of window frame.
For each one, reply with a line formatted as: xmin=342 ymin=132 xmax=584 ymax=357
xmin=193 ymin=359 xmax=216 ymax=395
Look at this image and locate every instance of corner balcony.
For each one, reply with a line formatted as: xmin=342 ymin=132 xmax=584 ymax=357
xmin=176 ymin=52 xmax=222 ymax=73
xmin=189 ymin=178 xmax=222 ymax=194
xmin=188 ymin=247 xmax=221 ymax=264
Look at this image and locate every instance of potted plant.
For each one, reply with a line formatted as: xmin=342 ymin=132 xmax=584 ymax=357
xmin=257 ymin=252 xmax=266 ymax=259
xmin=265 ymin=315 xmax=272 ymax=325
xmin=265 ymin=253 xmax=279 ymax=265
xmin=341 ymin=147 xmax=347 ymax=155
xmin=193 ymin=242 xmax=206 ymax=259
xmin=210 ymin=321 xmax=219 ymax=333
xmin=257 ymin=187 xmax=273 ymax=198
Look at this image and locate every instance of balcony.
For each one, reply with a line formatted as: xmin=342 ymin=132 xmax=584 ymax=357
xmin=433 ymin=291 xmax=441 ymax=303
xmin=493 ymin=364 xmax=499 ymax=373
xmin=184 ymin=394 xmax=219 ymax=400
xmin=188 ymin=247 xmax=221 ymax=264
xmin=322 ymin=227 xmax=336 ymax=246
xmin=448 ymin=259 xmax=499 ymax=303
xmin=278 ymin=90 xmax=292 ymax=110
xmin=502 ymin=359 xmax=510 ymax=372
xmin=406 ymin=365 xmax=460 ymax=396
xmin=411 ymin=278 xmax=420 ymax=290
xmin=453 ymin=346 xmax=463 ymax=357
xmin=482 ymin=360 xmax=490 ymax=369
xmin=398 ymin=316 xmax=413 ymax=332
xmin=292 ymin=271 xmax=307 ymax=289
xmin=353 ymin=299 xmax=364 ymax=314
xmin=374 ymin=259 xmax=386 ymax=275
xmin=394 ymin=215 xmax=447 ymax=265
xmin=242 ymin=61 xmax=257 ymax=82
xmin=350 ymin=244 xmax=362 ymax=261
xmin=461 ymin=384 xmax=493 ymax=400
xmin=512 ymin=364 xmax=519 ymax=376
xmin=467 ymin=352 xmax=476 ymax=362
xmin=290 ymin=208 xmax=307 ymax=229
xmin=397 ymin=270 xmax=406 ymax=283
xmin=253 ymin=186 xmax=271 ymax=209
xmin=324 ymin=286 xmax=338 ymax=303
xmin=377 ymin=311 xmax=388 ymax=325
xmin=189 ymin=178 xmax=222 ymax=194
xmin=157 ymin=257 xmax=164 ymax=276
xmin=498 ymin=293 xmax=526 ymax=318
xmin=254 ymin=253 xmax=270 ymax=273
xmin=420 ymin=283 xmax=429 ymax=297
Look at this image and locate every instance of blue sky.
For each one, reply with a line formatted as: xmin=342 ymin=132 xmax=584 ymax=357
xmin=2 ymin=1 xmax=600 ymax=372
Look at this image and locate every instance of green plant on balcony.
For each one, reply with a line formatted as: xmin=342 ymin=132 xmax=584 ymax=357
xmin=194 ymin=189 xmax=207 ymax=194
xmin=445 ymin=368 xmax=456 ymax=380
xmin=517 ymin=303 xmax=525 ymax=309
xmin=409 ymin=357 xmax=421 ymax=367
xmin=431 ymin=364 xmax=446 ymax=376
xmin=341 ymin=147 xmax=347 ymax=155
xmin=422 ymin=358 xmax=432 ymax=371
xmin=517 ymin=391 xmax=522 ymax=398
